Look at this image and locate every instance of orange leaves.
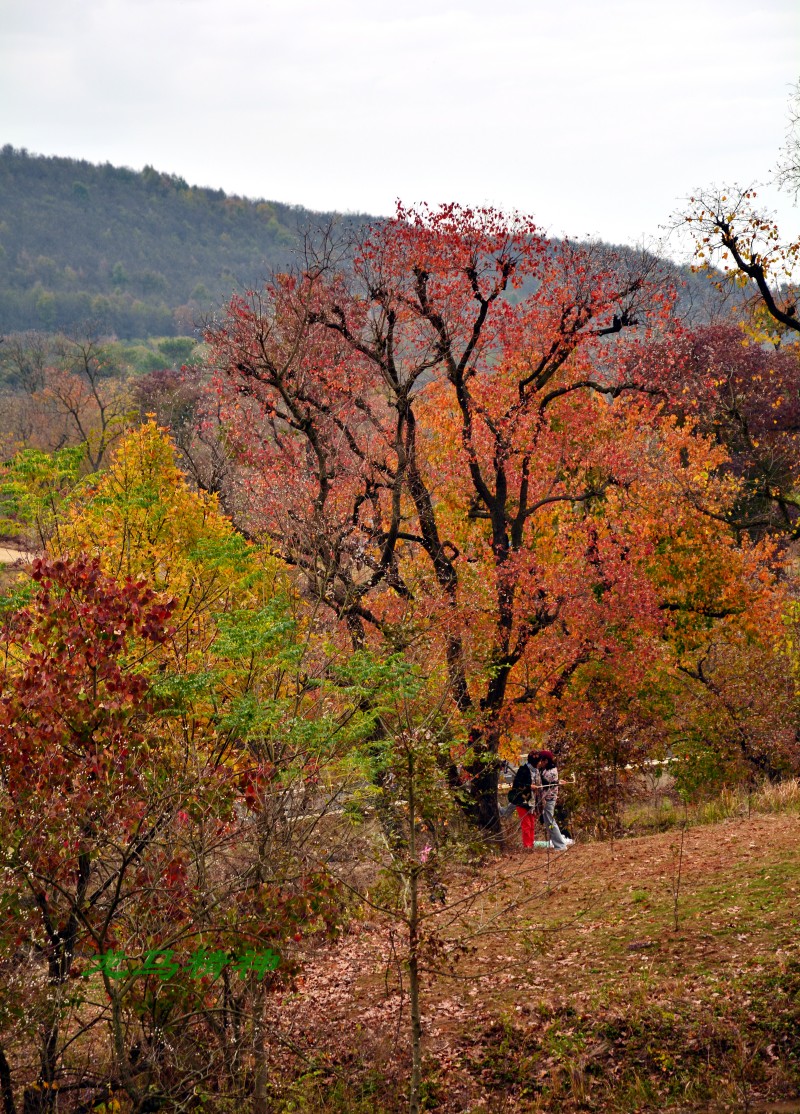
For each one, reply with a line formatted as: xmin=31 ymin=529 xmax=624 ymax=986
xmin=199 ymin=201 xmax=788 ymax=823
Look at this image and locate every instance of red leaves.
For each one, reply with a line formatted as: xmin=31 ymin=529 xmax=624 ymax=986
xmin=163 ymin=857 xmax=188 ymax=890
xmin=198 ymin=201 xmax=771 ymax=821
xmin=0 ymin=555 xmax=175 ymax=871
xmin=238 ymin=762 xmax=275 ymax=811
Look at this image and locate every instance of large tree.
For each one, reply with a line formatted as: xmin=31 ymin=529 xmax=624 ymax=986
xmin=201 ymin=204 xmax=763 ymax=832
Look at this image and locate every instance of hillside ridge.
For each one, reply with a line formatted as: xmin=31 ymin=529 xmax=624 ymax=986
xmin=0 ymin=146 xmax=720 ymax=339
xmin=0 ymin=145 xmax=372 ymax=337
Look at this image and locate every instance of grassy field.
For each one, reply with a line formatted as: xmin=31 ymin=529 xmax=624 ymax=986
xmin=262 ymin=787 xmax=800 ymax=1113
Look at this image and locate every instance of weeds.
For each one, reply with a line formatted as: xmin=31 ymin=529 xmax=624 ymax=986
xmin=622 ymin=778 xmax=800 ymax=837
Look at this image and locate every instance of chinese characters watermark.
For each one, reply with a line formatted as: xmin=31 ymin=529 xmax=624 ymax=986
xmin=84 ymin=947 xmax=280 ymax=981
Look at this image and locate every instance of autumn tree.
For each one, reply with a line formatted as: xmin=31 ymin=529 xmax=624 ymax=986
xmin=0 ymin=556 xmax=174 ymax=1110
xmin=676 ymin=84 xmax=800 ymax=540
xmin=682 ymin=187 xmax=799 ymax=346
xmin=200 ymin=203 xmax=750 ymax=833
xmin=40 ymin=335 xmax=131 ymax=469
xmin=0 ymin=333 xmax=131 ymax=467
xmin=673 ymin=86 xmax=800 ymax=786
xmin=671 ymin=324 xmax=800 ymax=539
xmin=682 ymin=79 xmax=800 ymax=346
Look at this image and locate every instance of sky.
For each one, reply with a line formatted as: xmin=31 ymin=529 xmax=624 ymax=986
xmin=1 ymin=0 xmax=798 ymax=250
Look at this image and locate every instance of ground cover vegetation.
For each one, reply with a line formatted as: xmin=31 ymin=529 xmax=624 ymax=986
xmin=0 ymin=97 xmax=799 ymax=1110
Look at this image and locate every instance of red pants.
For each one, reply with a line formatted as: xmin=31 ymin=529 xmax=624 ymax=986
xmin=516 ymin=806 xmax=535 ymax=848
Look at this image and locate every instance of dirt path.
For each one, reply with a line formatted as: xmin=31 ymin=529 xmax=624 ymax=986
xmin=0 ymin=546 xmax=32 ymax=564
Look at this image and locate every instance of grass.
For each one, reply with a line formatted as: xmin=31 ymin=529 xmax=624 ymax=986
xmin=621 ymin=777 xmax=800 ymax=837
xmin=458 ymin=957 xmax=800 ymax=1111
xmin=263 ymin=784 xmax=800 ymax=1112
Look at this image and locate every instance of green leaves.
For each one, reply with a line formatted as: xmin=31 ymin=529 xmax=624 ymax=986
xmin=0 ymin=444 xmax=85 ymax=544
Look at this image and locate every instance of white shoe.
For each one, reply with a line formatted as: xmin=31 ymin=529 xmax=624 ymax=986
xmin=564 ymin=838 xmax=574 ymax=847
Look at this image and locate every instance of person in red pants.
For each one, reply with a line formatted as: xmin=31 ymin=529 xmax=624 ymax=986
xmin=508 ymin=752 xmax=542 ymax=848
xmin=516 ymin=802 xmax=537 ymax=848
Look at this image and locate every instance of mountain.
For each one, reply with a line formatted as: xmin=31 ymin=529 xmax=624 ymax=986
xmin=0 ymin=146 xmax=371 ymax=338
xmin=0 ymin=146 xmax=725 ymax=340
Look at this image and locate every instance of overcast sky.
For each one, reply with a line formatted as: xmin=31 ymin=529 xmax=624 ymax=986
xmin=1 ymin=0 xmax=798 ymax=249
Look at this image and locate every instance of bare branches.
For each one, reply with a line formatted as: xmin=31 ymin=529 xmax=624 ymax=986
xmin=775 ymin=76 xmax=800 ymax=201
xmin=683 ymin=187 xmax=800 ymax=338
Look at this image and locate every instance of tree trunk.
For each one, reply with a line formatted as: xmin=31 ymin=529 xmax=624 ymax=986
xmin=252 ymin=982 xmax=268 ymax=1114
xmin=109 ymin=988 xmax=140 ymax=1111
xmin=408 ymin=914 xmax=422 ymax=1114
xmin=469 ymin=763 xmax=501 ymax=836
xmin=0 ymin=1048 xmax=15 ymax=1114
xmin=464 ymin=725 xmax=503 ymax=836
xmin=407 ymin=752 xmax=422 ymax=1114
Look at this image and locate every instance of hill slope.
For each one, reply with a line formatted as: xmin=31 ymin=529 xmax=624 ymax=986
xmin=0 ymin=146 xmax=371 ymax=337
xmin=266 ymin=800 xmax=800 ymax=1111
xmin=0 ymin=147 xmax=724 ymax=341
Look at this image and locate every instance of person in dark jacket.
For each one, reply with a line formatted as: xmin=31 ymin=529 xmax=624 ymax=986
xmin=508 ymin=752 xmax=542 ymax=848
xmin=535 ymin=750 xmax=573 ymax=850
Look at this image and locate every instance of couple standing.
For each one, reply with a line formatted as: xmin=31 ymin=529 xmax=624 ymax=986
xmin=509 ymin=750 xmax=572 ymax=851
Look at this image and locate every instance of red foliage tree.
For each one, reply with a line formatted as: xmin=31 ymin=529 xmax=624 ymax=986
xmin=202 ymin=204 xmax=738 ymax=832
xmin=0 ymin=556 xmax=173 ymax=1107
xmin=676 ymin=323 xmax=800 ymax=539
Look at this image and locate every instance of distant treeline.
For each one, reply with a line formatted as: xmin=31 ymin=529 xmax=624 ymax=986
xmin=0 ymin=146 xmax=371 ymax=338
xmin=0 ymin=146 xmax=725 ymax=340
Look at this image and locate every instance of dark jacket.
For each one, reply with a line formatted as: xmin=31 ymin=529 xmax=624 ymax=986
xmin=508 ymin=762 xmax=537 ymax=809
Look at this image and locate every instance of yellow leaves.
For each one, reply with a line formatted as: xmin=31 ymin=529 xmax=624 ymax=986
xmin=43 ymin=423 xmax=318 ymax=772
xmin=55 ymin=422 xmax=239 ymax=584
xmin=51 ymin=421 xmax=282 ymax=662
xmin=93 ymin=1099 xmax=120 ymax=1114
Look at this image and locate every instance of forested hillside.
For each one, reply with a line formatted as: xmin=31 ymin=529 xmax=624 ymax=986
xmin=0 ymin=146 xmax=725 ymax=340
xmin=0 ymin=146 xmax=370 ymax=337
